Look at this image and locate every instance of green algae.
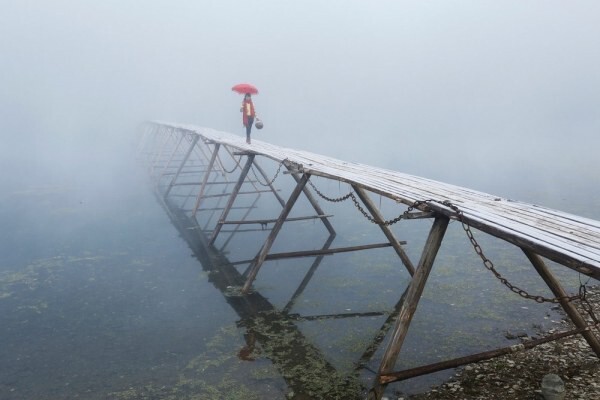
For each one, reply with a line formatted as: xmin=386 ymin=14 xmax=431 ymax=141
xmin=0 ymin=257 xmax=64 ymax=294
xmin=108 ymin=308 xmax=368 ymax=400
xmin=109 ymin=324 xmax=282 ymax=400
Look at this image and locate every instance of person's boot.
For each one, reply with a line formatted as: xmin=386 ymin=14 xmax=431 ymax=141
xmin=246 ymin=136 xmax=251 ymax=144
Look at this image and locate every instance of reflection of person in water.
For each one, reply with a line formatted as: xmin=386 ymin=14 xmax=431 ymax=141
xmin=240 ymin=93 xmax=256 ymax=144
xmin=237 ymin=330 xmax=256 ymax=361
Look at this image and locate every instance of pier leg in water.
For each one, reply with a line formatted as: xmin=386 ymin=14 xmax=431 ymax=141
xmin=370 ymin=215 xmax=450 ymax=400
xmin=522 ymin=249 xmax=600 ymax=357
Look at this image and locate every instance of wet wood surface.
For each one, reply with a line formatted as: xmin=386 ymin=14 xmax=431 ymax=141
xmin=152 ymin=121 xmax=600 ymax=280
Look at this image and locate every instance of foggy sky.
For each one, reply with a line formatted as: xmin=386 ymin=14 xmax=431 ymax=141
xmin=1 ymin=1 xmax=599 ymax=195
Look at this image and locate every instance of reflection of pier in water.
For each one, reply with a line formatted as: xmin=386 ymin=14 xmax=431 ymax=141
xmin=158 ymin=178 xmax=404 ymax=399
xmin=137 ymin=121 xmax=600 ymax=399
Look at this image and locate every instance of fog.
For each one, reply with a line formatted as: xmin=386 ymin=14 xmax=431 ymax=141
xmin=1 ymin=0 xmax=599 ymax=198
xmin=2 ymin=3 xmax=600 ymax=397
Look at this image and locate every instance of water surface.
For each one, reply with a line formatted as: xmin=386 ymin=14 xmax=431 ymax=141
xmin=1 ymin=149 xmax=598 ymax=399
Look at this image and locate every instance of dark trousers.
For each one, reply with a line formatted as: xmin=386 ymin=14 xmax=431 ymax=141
xmin=246 ymin=116 xmax=254 ymax=138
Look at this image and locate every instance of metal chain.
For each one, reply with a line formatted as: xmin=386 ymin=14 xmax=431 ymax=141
xmin=251 ymin=159 xmax=286 ymax=187
xmin=578 ymin=285 xmax=600 ymax=330
xmin=217 ymin=154 xmax=240 ymax=174
xmin=350 ymin=194 xmax=408 ymax=225
xmin=307 ymin=182 xmax=597 ymax=316
xmin=423 ymin=199 xmax=599 ymax=324
xmin=308 ymin=181 xmax=353 ymax=202
xmin=420 ymin=199 xmax=584 ymax=305
xmin=308 ymin=181 xmax=407 ymax=225
xmin=424 ymin=199 xmax=599 ymax=326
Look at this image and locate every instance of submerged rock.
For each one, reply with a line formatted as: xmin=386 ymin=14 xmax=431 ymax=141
xmin=540 ymin=373 xmax=565 ymax=400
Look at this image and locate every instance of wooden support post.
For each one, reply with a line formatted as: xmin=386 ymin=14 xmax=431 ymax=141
xmin=159 ymin=133 xmax=185 ymax=181
xmin=522 ymin=249 xmax=600 ymax=357
xmin=242 ymin=173 xmax=311 ymax=294
xmin=371 ymin=215 xmax=449 ymax=399
xmin=208 ymin=154 xmax=255 ymax=245
xmin=151 ymin=128 xmax=179 ymax=171
xmin=353 ymin=185 xmax=416 ymax=276
xmin=191 ymin=143 xmax=221 ymax=217
xmin=252 ymin=161 xmax=286 ymax=207
xmin=164 ymin=134 xmax=200 ymax=197
xmin=288 ymin=168 xmax=336 ymax=236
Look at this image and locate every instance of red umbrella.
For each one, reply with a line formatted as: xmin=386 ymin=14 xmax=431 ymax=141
xmin=232 ymin=83 xmax=258 ymax=95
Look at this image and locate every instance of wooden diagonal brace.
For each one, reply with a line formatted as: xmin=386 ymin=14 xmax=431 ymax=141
xmin=208 ymin=154 xmax=255 ymax=245
xmin=522 ymin=249 xmax=600 ymax=357
xmin=352 ymin=185 xmax=415 ymax=276
xmin=252 ymin=161 xmax=286 ymax=207
xmin=192 ymin=143 xmax=221 ymax=217
xmin=288 ymin=168 xmax=335 ymax=235
xmin=159 ymin=133 xmax=185 ymax=181
xmin=164 ymin=134 xmax=200 ymax=197
xmin=242 ymin=173 xmax=312 ymax=294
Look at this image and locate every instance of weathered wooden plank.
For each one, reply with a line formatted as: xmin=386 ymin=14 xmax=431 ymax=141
xmin=450 ymin=210 xmax=600 ymax=279
xmin=450 ymin=203 xmax=600 ymax=261
xmin=150 ymin=122 xmax=600 ymax=278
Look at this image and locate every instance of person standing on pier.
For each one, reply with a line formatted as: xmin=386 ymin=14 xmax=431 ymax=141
xmin=241 ymin=93 xmax=257 ymax=144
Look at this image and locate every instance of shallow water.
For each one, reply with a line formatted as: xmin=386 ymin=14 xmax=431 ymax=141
xmin=1 ymin=152 xmax=598 ymax=399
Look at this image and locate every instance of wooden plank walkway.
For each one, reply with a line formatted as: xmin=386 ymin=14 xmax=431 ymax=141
xmin=159 ymin=121 xmax=600 ymax=281
xmin=140 ymin=121 xmax=600 ymax=399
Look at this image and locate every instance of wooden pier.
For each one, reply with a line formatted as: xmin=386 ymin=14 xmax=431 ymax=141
xmin=137 ymin=121 xmax=600 ymax=398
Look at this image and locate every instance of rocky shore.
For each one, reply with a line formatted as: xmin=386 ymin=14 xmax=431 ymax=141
xmin=404 ymin=286 xmax=600 ymax=400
